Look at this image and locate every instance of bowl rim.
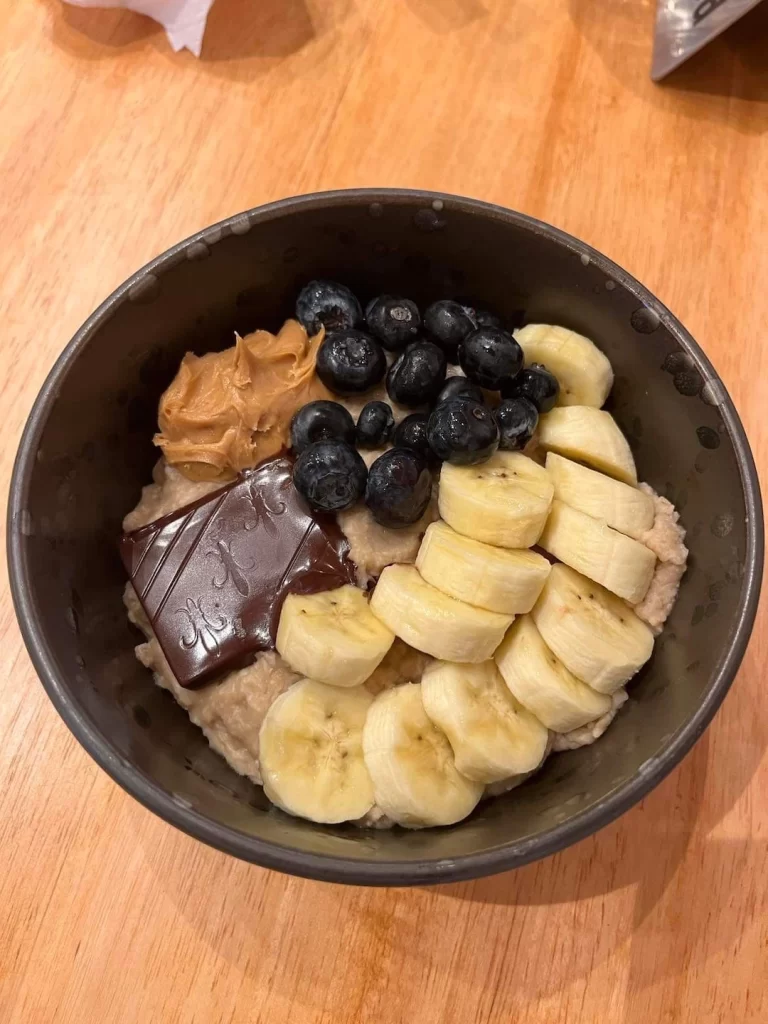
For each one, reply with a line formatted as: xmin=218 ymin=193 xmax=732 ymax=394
xmin=7 ymin=188 xmax=764 ymax=886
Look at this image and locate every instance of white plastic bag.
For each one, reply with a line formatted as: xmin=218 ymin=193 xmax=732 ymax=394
xmin=63 ymin=0 xmax=216 ymax=57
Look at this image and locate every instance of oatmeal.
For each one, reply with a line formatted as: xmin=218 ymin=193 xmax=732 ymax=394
xmin=551 ymin=690 xmax=629 ymax=752
xmin=120 ymin=284 xmax=688 ymax=831
xmin=633 ymin=484 xmax=689 ymax=634
xmin=338 ymin=494 xmax=439 ymax=586
xmin=122 ymin=461 xmax=221 ymax=532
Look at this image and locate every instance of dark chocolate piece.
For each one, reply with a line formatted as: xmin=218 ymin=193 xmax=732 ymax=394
xmin=121 ymin=456 xmax=356 ymax=688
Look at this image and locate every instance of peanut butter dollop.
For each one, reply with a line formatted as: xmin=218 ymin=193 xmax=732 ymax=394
xmin=154 ymin=320 xmax=331 ymax=481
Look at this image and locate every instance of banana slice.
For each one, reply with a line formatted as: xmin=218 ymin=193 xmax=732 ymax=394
xmin=362 ymin=682 xmax=483 ymax=827
xmin=538 ymin=406 xmax=637 ymax=485
xmin=545 ymin=452 xmax=655 ymax=538
xmin=514 ymin=324 xmax=613 ymax=407
xmin=421 ymin=660 xmax=549 ymax=783
xmin=370 ymin=565 xmax=512 ymax=663
xmin=439 ymin=451 xmax=554 ymax=549
xmin=495 ymin=616 xmax=612 ymax=732
xmin=539 ymin=500 xmax=656 ymax=604
xmin=276 ymin=586 xmax=394 ymax=688
xmin=259 ymin=679 xmax=374 ymax=823
xmin=532 ymin=564 xmax=654 ymax=693
xmin=416 ymin=520 xmax=551 ymax=615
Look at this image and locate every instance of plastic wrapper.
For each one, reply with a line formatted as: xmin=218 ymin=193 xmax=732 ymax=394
xmin=652 ymin=0 xmax=764 ymax=79
xmin=62 ymin=0 xmax=216 ymax=57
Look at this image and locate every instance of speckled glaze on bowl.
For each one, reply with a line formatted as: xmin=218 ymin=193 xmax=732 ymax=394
xmin=7 ymin=190 xmax=763 ymax=885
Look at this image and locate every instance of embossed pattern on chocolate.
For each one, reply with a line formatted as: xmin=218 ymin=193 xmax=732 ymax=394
xmin=120 ymin=456 xmax=356 ymax=688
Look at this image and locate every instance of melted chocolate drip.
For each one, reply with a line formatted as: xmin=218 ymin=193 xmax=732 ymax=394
xmin=121 ymin=456 xmax=356 ymax=688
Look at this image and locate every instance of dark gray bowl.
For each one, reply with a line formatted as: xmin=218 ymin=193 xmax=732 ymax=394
xmin=7 ymin=190 xmax=763 ymax=885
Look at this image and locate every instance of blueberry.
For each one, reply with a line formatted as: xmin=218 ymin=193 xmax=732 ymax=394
xmin=460 ymin=304 xmax=503 ymax=330
xmin=386 ymin=341 xmax=446 ymax=408
xmin=475 ymin=310 xmax=503 ymax=329
xmin=495 ymin=397 xmax=539 ymax=451
xmin=356 ymin=401 xmax=395 ymax=449
xmin=393 ymin=413 xmax=434 ymax=463
xmin=296 ymin=280 xmax=362 ymax=336
xmin=290 ymin=401 xmax=356 ymax=455
xmin=459 ymin=326 xmax=523 ymax=391
xmin=365 ymin=295 xmax=421 ymax=351
xmin=436 ymin=376 xmax=485 ymax=405
xmin=423 ymin=300 xmax=475 ymax=361
xmin=427 ymin=397 xmax=499 ymax=465
xmin=316 ymin=329 xmax=387 ymax=397
xmin=502 ymin=363 xmax=559 ymax=413
xmin=365 ymin=448 xmax=432 ymax=528
xmin=293 ymin=441 xmax=367 ymax=513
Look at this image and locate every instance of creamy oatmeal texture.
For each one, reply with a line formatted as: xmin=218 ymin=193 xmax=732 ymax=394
xmin=364 ymin=639 xmax=434 ymax=696
xmin=123 ymin=309 xmax=689 ymax=829
xmin=485 ymin=735 xmax=554 ymax=797
xmin=551 ymin=690 xmax=629 ymax=752
xmin=633 ymin=485 xmax=688 ymax=634
xmin=122 ymin=485 xmax=437 ymax=792
xmin=340 ymin=444 xmax=440 ymax=585
xmin=122 ymin=461 xmax=221 ymax=532
xmin=126 ymin=584 xmax=299 ymax=785
xmin=123 ymin=467 xmax=686 ymax=815
xmin=338 ymin=495 xmax=439 ymax=586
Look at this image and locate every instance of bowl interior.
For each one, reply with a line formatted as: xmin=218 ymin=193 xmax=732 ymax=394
xmin=10 ymin=192 xmax=758 ymax=883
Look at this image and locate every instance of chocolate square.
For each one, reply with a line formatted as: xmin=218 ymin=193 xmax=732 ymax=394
xmin=121 ymin=456 xmax=356 ymax=688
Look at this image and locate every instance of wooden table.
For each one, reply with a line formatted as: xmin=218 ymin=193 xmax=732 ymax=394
xmin=2 ymin=2 xmax=767 ymax=1021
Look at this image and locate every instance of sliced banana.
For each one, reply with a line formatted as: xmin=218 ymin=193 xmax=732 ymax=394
xmin=369 ymin=564 xmax=512 ymax=663
xmin=416 ymin=520 xmax=551 ymax=615
xmin=421 ymin=660 xmax=549 ymax=783
xmin=532 ymin=564 xmax=654 ymax=693
xmin=514 ymin=324 xmax=613 ymax=407
xmin=362 ymin=682 xmax=483 ymax=827
xmin=545 ymin=452 xmax=655 ymax=539
xmin=276 ymin=585 xmax=394 ymax=688
xmin=539 ymin=500 xmax=656 ymax=604
xmin=259 ymin=679 xmax=374 ymax=824
xmin=538 ymin=406 xmax=637 ymax=485
xmin=495 ymin=616 xmax=612 ymax=732
xmin=439 ymin=451 xmax=554 ymax=549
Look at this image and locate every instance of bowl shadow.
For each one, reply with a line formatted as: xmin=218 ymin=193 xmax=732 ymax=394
xmin=436 ymin=730 xmax=711 ymax=913
xmin=402 ymin=0 xmax=488 ymax=34
xmin=139 ymin=667 xmax=766 ymax=1007
xmin=440 ymin=646 xmax=767 ymax=911
xmin=43 ymin=0 xmax=160 ymax=55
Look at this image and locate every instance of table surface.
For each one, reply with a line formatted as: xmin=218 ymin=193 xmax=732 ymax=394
xmin=2 ymin=1 xmax=767 ymax=1021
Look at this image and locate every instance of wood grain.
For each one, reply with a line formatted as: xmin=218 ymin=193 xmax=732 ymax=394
xmin=1 ymin=1 xmax=767 ymax=1021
